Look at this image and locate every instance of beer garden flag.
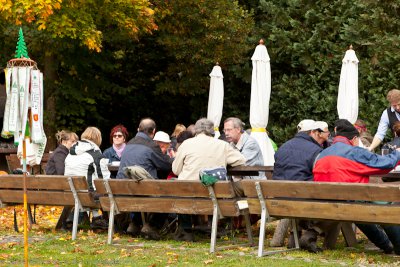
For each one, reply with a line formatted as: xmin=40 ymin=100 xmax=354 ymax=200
xmin=2 ymin=28 xmax=46 ymax=166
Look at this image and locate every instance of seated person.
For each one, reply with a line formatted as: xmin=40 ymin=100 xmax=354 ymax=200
xmin=172 ymin=118 xmax=246 ymax=241
xmin=103 ymin=124 xmax=129 ymax=164
xmin=314 ymin=119 xmax=400 ymax=255
xmin=64 ymin=127 xmax=111 ymax=229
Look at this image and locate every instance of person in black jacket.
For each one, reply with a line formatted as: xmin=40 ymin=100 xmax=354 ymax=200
xmin=45 ymin=130 xmax=78 ymax=175
xmin=46 ymin=130 xmax=78 ymax=231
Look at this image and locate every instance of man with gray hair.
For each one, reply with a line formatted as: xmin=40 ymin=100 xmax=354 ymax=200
xmin=223 ymin=117 xmax=264 ymax=178
xmin=172 ymin=118 xmax=246 ymax=180
xmin=172 ymin=118 xmax=246 ymax=241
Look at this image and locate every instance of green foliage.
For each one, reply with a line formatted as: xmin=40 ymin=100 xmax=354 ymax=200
xmin=253 ymin=0 xmax=400 ymax=145
xmin=155 ymin=0 xmax=254 ymax=96
xmin=2 ymin=0 xmax=400 ymax=150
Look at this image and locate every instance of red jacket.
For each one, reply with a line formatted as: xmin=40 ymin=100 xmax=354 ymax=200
xmin=313 ymin=136 xmax=400 ymax=183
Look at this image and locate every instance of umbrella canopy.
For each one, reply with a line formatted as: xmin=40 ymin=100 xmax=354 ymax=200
xmin=250 ymin=40 xmax=275 ymax=166
xmin=337 ymin=46 xmax=359 ymax=124
xmin=207 ymin=64 xmax=224 ymax=138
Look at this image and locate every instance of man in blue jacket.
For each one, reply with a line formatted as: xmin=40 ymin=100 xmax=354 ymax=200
xmin=272 ymin=119 xmax=331 ymax=252
xmin=116 ymin=118 xmax=173 ymax=240
xmin=273 ymin=119 xmax=329 ymax=181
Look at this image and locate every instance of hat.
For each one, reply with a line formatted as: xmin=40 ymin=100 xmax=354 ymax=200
xmin=334 ymin=119 xmax=359 ymax=140
xmin=153 ymin=131 xmax=171 ymax=143
xmin=297 ymin=119 xmax=316 ymax=132
xmin=313 ymin=121 xmax=328 ymax=131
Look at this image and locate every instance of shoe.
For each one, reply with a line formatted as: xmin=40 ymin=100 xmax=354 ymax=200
xmin=127 ymin=222 xmax=140 ymax=236
xmin=384 ymin=244 xmax=394 ymax=254
xmin=173 ymin=227 xmax=194 ymax=242
xmin=90 ymin=218 xmax=109 ymax=229
xmin=299 ymin=230 xmax=322 ymax=253
xmin=141 ymin=223 xmax=161 ymax=240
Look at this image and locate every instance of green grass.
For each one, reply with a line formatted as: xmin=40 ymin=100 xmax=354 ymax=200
xmin=1 ymin=227 xmax=400 ymax=267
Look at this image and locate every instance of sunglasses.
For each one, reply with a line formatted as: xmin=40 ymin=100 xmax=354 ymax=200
xmin=113 ymin=134 xmax=124 ymax=138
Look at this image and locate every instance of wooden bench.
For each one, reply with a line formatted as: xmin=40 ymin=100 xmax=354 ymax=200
xmin=242 ymin=180 xmax=400 ymax=257
xmin=0 ymin=174 xmax=100 ymax=240
xmin=94 ymin=179 xmax=254 ymax=252
xmin=6 ymin=153 xmax=50 ymax=175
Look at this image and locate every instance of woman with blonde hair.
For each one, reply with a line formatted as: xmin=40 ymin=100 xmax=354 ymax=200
xmin=170 ymin=123 xmax=186 ymax=151
xmin=65 ymin=127 xmax=110 ymax=190
xmin=64 ymin=126 xmax=110 ymax=228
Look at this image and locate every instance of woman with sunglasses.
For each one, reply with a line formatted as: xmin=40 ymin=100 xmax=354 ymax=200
xmin=103 ymin=124 xmax=129 ymax=164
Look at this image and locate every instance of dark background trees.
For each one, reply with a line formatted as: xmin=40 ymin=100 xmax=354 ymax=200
xmin=0 ymin=0 xmax=400 ymax=150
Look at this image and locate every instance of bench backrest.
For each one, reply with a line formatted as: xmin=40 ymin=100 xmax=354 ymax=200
xmin=94 ymin=179 xmax=240 ymax=216
xmin=6 ymin=153 xmax=51 ymax=174
xmin=0 ymin=175 xmax=99 ymax=208
xmin=242 ymin=180 xmax=400 ymax=225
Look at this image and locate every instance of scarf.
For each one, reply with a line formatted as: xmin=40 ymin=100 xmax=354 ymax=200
xmin=113 ymin=143 xmax=126 ymax=158
xmin=332 ymin=136 xmax=353 ymax=146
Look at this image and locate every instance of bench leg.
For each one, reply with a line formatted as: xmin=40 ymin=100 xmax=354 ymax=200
xmin=257 ymin=203 xmax=268 ymax=257
xmin=210 ymin=204 xmax=219 ymax=253
xmin=71 ymin=202 xmax=79 ymax=240
xmin=107 ymin=202 xmax=116 ymax=245
xmin=341 ymin=222 xmax=357 ymax=247
xmin=291 ymin=219 xmax=300 ymax=249
xmin=243 ymin=210 xmax=254 ymax=246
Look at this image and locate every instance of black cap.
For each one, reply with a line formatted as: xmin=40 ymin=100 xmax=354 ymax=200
xmin=334 ymin=119 xmax=359 ymax=140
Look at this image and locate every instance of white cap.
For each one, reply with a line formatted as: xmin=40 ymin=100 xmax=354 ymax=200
xmin=313 ymin=121 xmax=328 ymax=131
xmin=153 ymin=131 xmax=171 ymax=143
xmin=297 ymin=119 xmax=315 ymax=132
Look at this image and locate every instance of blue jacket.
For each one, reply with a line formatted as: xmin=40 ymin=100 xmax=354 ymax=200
xmin=103 ymin=146 xmax=121 ymax=163
xmin=116 ymin=132 xmax=172 ymax=179
xmin=273 ymin=132 xmax=322 ymax=181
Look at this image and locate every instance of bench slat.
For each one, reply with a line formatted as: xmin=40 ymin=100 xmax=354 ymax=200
xmin=242 ymin=180 xmax=400 ymax=202
xmin=0 ymin=175 xmax=89 ymax=191
xmin=0 ymin=190 xmax=99 ymax=208
xmin=99 ymin=197 xmax=239 ymax=216
xmin=247 ymin=199 xmax=400 ymax=224
xmin=94 ymin=179 xmax=236 ymax=198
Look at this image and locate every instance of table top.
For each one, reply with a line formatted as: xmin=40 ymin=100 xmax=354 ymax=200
xmin=108 ymin=165 xmax=274 ymax=178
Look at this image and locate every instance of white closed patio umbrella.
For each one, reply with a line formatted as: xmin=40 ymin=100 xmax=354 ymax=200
xmin=250 ymin=40 xmax=275 ymax=166
xmin=337 ymin=45 xmax=359 ymax=124
xmin=207 ymin=63 xmax=224 ymax=138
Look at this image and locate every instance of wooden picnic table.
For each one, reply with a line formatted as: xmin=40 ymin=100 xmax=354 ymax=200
xmin=381 ymin=171 xmax=400 ymax=182
xmin=108 ymin=165 xmax=274 ymax=179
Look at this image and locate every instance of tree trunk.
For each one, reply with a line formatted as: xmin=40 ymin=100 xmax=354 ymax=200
xmin=43 ymin=51 xmax=57 ymax=151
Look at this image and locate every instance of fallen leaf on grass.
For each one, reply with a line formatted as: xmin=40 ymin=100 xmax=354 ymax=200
xmin=73 ymin=247 xmax=83 ymax=253
xmin=204 ymin=259 xmax=213 ymax=264
xmin=95 ymin=250 xmax=105 ymax=254
xmin=0 ymin=254 xmax=10 ymax=259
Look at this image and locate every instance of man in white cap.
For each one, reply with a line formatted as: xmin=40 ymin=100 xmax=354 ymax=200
xmin=271 ymin=119 xmax=331 ymax=252
xmin=153 ymin=131 xmax=172 ymax=155
xmin=273 ymin=119 xmax=329 ymax=181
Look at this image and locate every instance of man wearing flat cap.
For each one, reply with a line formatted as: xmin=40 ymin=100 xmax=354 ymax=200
xmin=314 ymin=119 xmax=400 ymax=255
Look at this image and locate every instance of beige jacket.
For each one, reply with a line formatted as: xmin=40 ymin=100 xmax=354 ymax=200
xmin=172 ymin=133 xmax=246 ymax=180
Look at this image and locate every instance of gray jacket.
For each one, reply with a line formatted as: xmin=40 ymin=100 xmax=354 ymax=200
xmin=233 ymin=132 xmax=265 ymax=179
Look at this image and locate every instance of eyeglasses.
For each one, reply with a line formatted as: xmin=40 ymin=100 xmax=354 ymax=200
xmin=113 ymin=134 xmax=123 ymax=138
xmin=317 ymin=129 xmax=330 ymax=134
